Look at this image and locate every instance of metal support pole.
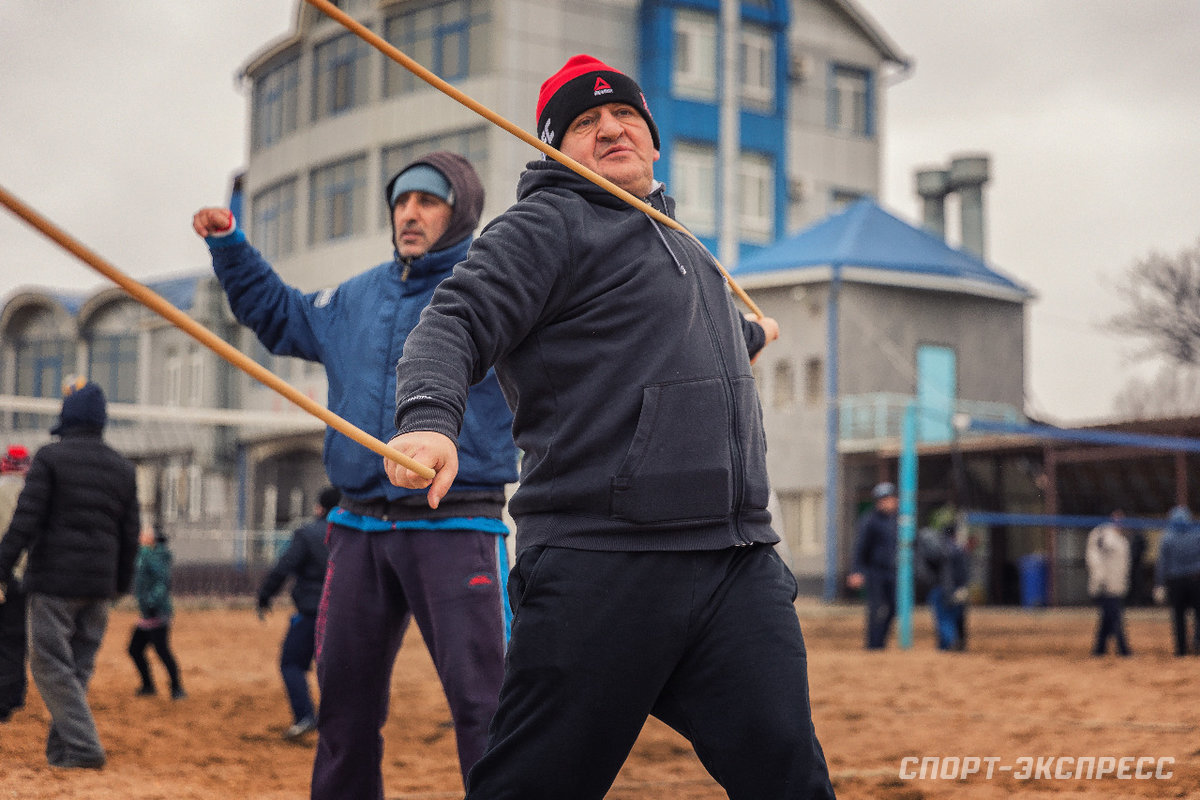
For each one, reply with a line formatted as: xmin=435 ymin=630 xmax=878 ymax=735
xmin=897 ymin=401 xmax=917 ymax=649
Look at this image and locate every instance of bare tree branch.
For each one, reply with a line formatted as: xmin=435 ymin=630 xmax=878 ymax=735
xmin=1107 ymin=238 xmax=1200 ymax=363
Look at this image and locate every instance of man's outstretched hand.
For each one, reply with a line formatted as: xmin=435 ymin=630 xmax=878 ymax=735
xmin=384 ymin=431 xmax=459 ymax=509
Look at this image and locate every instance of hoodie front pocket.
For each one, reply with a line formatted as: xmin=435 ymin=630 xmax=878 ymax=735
xmin=610 ymin=378 xmax=732 ymax=524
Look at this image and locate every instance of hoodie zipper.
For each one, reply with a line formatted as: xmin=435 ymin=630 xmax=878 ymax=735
xmin=665 ymin=222 xmax=752 ymax=544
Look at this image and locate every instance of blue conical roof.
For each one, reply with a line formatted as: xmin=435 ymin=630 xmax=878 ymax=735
xmin=735 ymin=198 xmax=1031 ymax=299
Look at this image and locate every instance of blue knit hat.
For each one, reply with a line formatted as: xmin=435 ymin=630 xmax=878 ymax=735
xmin=388 ymin=163 xmax=454 ymax=208
xmin=872 ymin=482 xmax=897 ymax=500
xmin=51 ymin=378 xmax=107 ymax=435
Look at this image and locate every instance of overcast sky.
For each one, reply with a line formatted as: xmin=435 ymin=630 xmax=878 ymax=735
xmin=2 ymin=1 xmax=1198 ymax=424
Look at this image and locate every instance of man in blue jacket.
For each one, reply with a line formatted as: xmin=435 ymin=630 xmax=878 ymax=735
xmin=192 ymin=151 xmax=519 ymax=798
xmin=256 ymin=485 xmax=340 ymax=740
xmin=385 ymin=56 xmax=833 ymax=800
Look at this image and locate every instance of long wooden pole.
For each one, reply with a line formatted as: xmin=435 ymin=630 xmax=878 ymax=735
xmin=300 ymin=0 xmax=763 ymax=320
xmin=0 ymin=184 xmax=436 ymax=481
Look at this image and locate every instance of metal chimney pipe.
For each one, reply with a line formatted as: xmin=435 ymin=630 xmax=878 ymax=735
xmin=947 ymin=155 xmax=989 ymax=258
xmin=915 ymin=168 xmax=950 ymax=239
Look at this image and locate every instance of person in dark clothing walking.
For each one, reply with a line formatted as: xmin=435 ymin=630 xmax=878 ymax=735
xmin=848 ymin=482 xmax=899 ymax=649
xmin=1154 ymin=506 xmax=1200 ymax=655
xmin=0 ymin=379 xmax=140 ymax=769
xmin=1126 ymin=526 xmax=1147 ymax=606
xmin=919 ymin=523 xmax=970 ymax=651
xmin=0 ymin=445 xmax=32 ymax=722
xmin=128 ymin=524 xmax=186 ymax=698
xmin=194 ymin=151 xmax=518 ymax=797
xmin=257 ymin=485 xmax=339 ymax=740
xmin=386 ymin=55 xmax=833 ymax=800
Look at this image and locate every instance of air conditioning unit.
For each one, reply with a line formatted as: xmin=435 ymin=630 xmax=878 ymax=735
xmin=788 ymin=177 xmax=807 ymax=203
xmin=789 ymin=53 xmax=816 ymax=82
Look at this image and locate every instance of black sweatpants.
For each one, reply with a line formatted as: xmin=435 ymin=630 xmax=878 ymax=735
xmin=0 ymin=579 xmax=27 ymax=720
xmin=465 ymin=544 xmax=836 ymax=800
xmin=128 ymin=622 xmax=182 ymax=693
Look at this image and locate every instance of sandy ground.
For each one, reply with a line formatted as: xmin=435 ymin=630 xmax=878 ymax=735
xmin=0 ymin=600 xmax=1196 ymax=799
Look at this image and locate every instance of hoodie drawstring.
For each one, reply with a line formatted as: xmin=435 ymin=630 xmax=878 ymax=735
xmin=649 ymin=219 xmax=687 ymax=276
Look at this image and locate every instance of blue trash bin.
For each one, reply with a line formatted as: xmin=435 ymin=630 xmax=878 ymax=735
xmin=1018 ymin=553 xmax=1048 ymax=607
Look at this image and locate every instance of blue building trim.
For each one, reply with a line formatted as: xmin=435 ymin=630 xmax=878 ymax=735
xmin=640 ymin=0 xmax=789 ymax=261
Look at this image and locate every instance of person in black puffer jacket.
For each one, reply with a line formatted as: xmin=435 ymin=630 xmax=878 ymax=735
xmin=256 ymin=485 xmax=338 ymax=739
xmin=0 ymin=379 xmax=140 ymax=770
xmin=0 ymin=445 xmax=32 ymax=722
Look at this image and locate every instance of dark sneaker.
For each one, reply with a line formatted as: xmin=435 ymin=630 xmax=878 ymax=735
xmin=136 ymin=686 xmax=156 ymax=697
xmin=283 ymin=717 xmax=317 ymax=740
xmin=50 ymin=756 xmax=106 ymax=770
xmin=171 ymin=687 xmax=188 ymax=700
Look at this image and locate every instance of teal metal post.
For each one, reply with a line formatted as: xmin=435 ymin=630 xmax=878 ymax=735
xmin=897 ymin=401 xmax=917 ymax=649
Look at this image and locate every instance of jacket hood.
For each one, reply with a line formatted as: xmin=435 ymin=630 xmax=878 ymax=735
xmin=50 ymin=381 xmax=107 ymax=436
xmin=385 ymin=151 xmax=485 ymax=258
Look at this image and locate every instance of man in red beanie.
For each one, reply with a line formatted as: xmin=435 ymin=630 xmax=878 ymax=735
xmin=385 ymin=54 xmax=833 ymax=799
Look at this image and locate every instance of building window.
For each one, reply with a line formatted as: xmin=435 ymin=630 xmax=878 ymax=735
xmin=251 ymin=56 xmax=299 ymax=151
xmin=673 ymin=9 xmax=717 ymax=100
xmin=383 ymin=0 xmax=492 ymax=97
xmin=776 ymin=490 xmax=824 ymax=558
xmin=804 ymin=356 xmax=823 ymax=404
xmin=165 ymin=350 xmax=182 ymax=407
xmin=740 ymin=25 xmax=774 ymax=111
xmin=187 ymin=348 xmax=205 ymax=407
xmin=739 ymin=151 xmax=774 ymax=242
xmin=163 ymin=464 xmax=181 ymax=523
xmin=772 ymin=359 xmax=794 ymax=409
xmin=310 ymin=155 xmax=368 ymax=244
xmin=13 ymin=335 xmax=74 ymax=430
xmin=796 ymin=491 xmax=825 ymax=554
xmin=251 ymin=178 xmax=298 ymax=261
xmin=672 ymin=142 xmax=717 ymax=235
xmin=289 ymin=487 xmax=305 ymax=524
xmin=380 ymin=126 xmax=489 ymax=226
xmin=188 ymin=464 xmax=204 ymax=523
xmin=313 ymin=32 xmax=370 ymax=121
xmin=262 ymin=484 xmax=279 ymax=528
xmin=828 ymin=64 xmax=872 ymax=136
xmin=88 ymin=333 xmax=137 ymax=405
xmin=204 ymin=474 xmax=227 ymax=519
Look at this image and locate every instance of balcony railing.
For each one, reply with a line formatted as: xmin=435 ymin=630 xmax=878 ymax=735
xmin=839 ymin=392 xmax=1022 ymax=449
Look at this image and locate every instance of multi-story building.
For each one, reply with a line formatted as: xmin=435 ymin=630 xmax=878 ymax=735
xmin=10 ymin=0 xmax=1003 ymax=595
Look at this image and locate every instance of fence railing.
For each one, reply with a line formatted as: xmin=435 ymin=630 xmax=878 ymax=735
xmin=839 ymin=392 xmax=1023 ymax=446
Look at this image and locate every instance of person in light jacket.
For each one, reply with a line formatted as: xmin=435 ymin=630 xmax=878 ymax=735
xmin=1085 ymin=510 xmax=1131 ymax=656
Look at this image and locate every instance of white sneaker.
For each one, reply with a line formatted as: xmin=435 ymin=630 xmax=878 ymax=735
xmin=283 ymin=717 xmax=317 ymax=740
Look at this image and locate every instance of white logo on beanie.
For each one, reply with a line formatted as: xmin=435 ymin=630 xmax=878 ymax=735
xmin=540 ymin=118 xmax=555 ymax=145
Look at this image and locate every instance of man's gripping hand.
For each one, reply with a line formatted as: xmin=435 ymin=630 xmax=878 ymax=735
xmin=192 ymin=207 xmax=236 ymax=238
xmin=384 ymin=431 xmax=459 ymax=510
xmin=746 ymin=314 xmax=780 ymax=365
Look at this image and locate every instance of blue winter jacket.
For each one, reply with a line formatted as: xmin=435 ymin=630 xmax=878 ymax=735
xmin=206 ymin=233 xmax=518 ymax=503
xmin=852 ymin=509 xmax=898 ymax=579
xmin=1156 ymin=518 xmax=1200 ymax=582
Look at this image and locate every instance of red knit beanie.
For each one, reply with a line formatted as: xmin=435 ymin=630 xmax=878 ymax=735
xmin=535 ymin=54 xmax=660 ymax=151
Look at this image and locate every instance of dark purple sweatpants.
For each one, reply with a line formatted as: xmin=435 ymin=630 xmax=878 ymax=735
xmin=310 ymin=524 xmax=508 ymax=799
